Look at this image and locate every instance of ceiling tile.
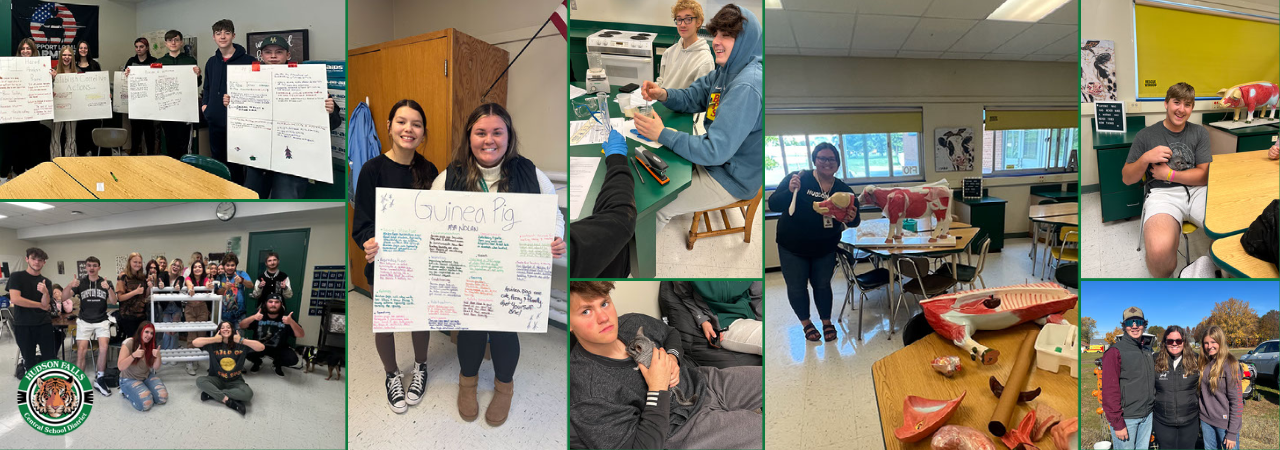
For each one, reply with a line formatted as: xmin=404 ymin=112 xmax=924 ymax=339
xmin=848 ymin=49 xmax=899 ymax=58
xmin=940 ymin=52 xmax=988 ymax=59
xmin=851 ymin=0 xmax=933 ymax=16
xmin=901 ymin=17 xmax=978 ymax=52
xmin=798 ymin=47 xmax=851 ymax=56
xmin=789 ymin=11 xmax=856 ymax=49
xmin=993 ymin=23 xmax=1075 ymax=54
xmin=765 ymin=10 xmax=798 ymax=47
xmin=766 ymin=46 xmax=801 ymax=55
xmin=1037 ymin=32 xmax=1078 ymax=56
xmin=783 ymin=0 xmax=857 ymax=14
xmin=896 ymin=50 xmax=943 ymax=59
xmin=1040 ymin=0 xmax=1079 ymax=25
xmin=948 ymin=20 xmax=1032 ymax=53
xmin=851 ymin=14 xmax=919 ymax=50
xmin=922 ymin=0 xmax=1007 ymax=20
xmin=983 ymin=53 xmax=1029 ymax=60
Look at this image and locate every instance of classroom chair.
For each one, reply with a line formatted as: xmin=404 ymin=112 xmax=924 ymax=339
xmin=1029 ymin=199 xmax=1058 ymax=276
xmin=835 ymin=245 xmax=894 ymax=341
xmin=181 ymin=154 xmax=233 ymax=181
xmin=686 ymin=187 xmax=763 ymax=250
xmin=936 ymin=234 xmax=990 ymax=290
xmin=91 ymin=128 xmax=128 ymax=157
xmin=1134 ymin=176 xmax=1197 ymax=267
xmin=1044 ymin=226 xmax=1080 ymax=277
xmin=892 ymin=256 xmax=956 ymax=339
xmin=901 ymin=312 xmax=934 ymax=346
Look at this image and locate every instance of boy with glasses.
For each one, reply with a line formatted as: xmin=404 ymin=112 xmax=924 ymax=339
xmin=659 ymin=0 xmax=714 ymax=90
xmin=1101 ymin=306 xmax=1156 ymax=449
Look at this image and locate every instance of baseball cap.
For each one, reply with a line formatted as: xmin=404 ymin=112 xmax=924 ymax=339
xmin=260 ymin=35 xmax=289 ymax=52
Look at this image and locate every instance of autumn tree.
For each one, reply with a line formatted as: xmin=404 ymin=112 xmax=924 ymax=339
xmin=1105 ymin=326 xmax=1123 ymax=345
xmin=1258 ymin=310 xmax=1280 ymax=342
xmin=1080 ymin=316 xmax=1097 ymax=345
xmin=1207 ymin=298 xmax=1258 ymax=348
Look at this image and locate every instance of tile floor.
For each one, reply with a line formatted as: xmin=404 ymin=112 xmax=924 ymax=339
xmin=1080 ymin=191 xmax=1214 ymax=278
xmin=346 ymin=291 xmax=567 ymax=450
xmin=0 ymin=334 xmax=345 ymax=448
xmin=764 ymin=238 xmax=1078 ymax=449
xmin=654 ymin=206 xmax=764 ymax=278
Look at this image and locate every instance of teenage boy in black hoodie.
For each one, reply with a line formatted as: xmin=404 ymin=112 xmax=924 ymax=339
xmin=569 ymin=130 xmax=635 ymax=278
xmin=201 ymin=19 xmax=255 ymax=184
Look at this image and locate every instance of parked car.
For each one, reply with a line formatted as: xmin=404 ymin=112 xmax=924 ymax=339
xmin=1241 ymin=339 xmax=1279 ymax=382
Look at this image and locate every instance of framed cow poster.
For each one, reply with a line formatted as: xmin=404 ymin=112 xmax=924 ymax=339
xmin=934 ymin=127 xmax=974 ymax=172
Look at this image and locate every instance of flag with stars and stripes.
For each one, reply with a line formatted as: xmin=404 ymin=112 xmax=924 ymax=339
xmin=11 ymin=0 xmax=99 ymax=59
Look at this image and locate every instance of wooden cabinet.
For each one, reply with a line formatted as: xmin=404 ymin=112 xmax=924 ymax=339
xmin=345 ymin=29 xmax=510 ymax=294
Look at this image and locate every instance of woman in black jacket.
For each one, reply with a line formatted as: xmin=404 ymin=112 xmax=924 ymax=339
xmin=765 ymin=142 xmax=859 ymax=342
xmin=73 ymin=40 xmax=102 ymax=155
xmin=1153 ymin=325 xmax=1200 ymax=450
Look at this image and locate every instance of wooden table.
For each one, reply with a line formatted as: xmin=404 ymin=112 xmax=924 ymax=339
xmin=1032 ymin=214 xmax=1078 ymax=226
xmin=1204 ymin=151 xmax=1279 ymax=238
xmin=1028 ymin=202 xmax=1078 ymax=218
xmin=843 ymin=223 xmax=979 ymax=329
xmin=1211 ymin=233 xmax=1279 ymax=278
xmin=1029 ymin=204 xmax=1078 ymax=276
xmin=52 ymin=156 xmax=259 ymax=199
xmin=0 ymin=162 xmax=97 ymax=199
xmin=872 ymin=306 xmax=1080 ymax=450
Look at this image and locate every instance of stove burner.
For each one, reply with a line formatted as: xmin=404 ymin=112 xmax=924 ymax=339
xmin=634 ymin=33 xmax=651 ymax=37
xmin=629 ymin=35 xmax=649 ymax=40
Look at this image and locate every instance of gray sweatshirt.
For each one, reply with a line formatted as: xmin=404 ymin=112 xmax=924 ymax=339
xmin=1199 ymin=358 xmax=1243 ymax=442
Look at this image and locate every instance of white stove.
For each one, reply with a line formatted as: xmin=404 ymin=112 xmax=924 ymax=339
xmin=586 ymin=29 xmax=658 ymax=85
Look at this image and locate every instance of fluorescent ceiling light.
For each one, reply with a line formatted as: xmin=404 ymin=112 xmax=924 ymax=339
xmin=987 ymin=0 xmax=1070 ymax=22
xmin=5 ymin=202 xmax=54 ymax=211
xmin=0 ymin=215 xmax=8 ymax=220
xmin=765 ymin=0 xmax=783 ymax=9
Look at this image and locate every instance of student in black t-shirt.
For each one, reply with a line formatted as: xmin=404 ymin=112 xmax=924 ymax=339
xmin=6 ymin=248 xmax=57 ymax=374
xmin=239 ymin=294 xmax=304 ymax=376
xmin=350 ymin=99 xmax=439 ymax=414
xmin=63 ymin=256 xmax=117 ymax=395
xmin=193 ymin=321 xmax=264 ymax=416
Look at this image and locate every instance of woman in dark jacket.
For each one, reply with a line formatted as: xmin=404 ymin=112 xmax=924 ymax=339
xmin=1153 ymin=325 xmax=1200 ymax=450
xmin=765 ymin=142 xmax=858 ymax=342
xmin=73 ymin=40 xmax=102 ymax=155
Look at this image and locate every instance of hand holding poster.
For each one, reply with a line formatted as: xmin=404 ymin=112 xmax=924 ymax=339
xmin=0 ymin=56 xmax=55 ymax=123
xmin=372 ymin=188 xmax=557 ymax=333
xmin=127 ymin=65 xmax=198 ymax=123
xmin=112 ymin=71 xmax=128 ymax=114
xmin=227 ymin=64 xmax=332 ymax=183
xmin=53 ymin=71 xmax=111 ymax=122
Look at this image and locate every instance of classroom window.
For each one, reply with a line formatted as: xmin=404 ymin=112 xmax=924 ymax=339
xmin=981 ymin=127 xmax=1079 ymax=175
xmin=764 ymin=132 xmax=922 ymax=187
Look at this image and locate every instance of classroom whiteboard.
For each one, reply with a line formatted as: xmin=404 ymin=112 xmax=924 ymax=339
xmin=372 ymin=188 xmax=558 ymax=333
xmin=112 ymin=71 xmax=128 ymax=114
xmin=0 ymin=57 xmax=55 ymax=124
xmin=53 ymin=71 xmax=112 ymax=122
xmin=226 ymin=64 xmax=332 ymax=183
xmin=127 ymin=65 xmax=199 ymax=123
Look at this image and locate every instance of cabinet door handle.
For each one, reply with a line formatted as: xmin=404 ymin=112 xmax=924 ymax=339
xmin=1126 ymin=202 xmax=1139 ymax=207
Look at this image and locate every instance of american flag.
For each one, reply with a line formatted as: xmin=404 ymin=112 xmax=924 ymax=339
xmin=29 ymin=3 xmax=79 ymax=45
xmin=550 ymin=0 xmax=567 ymax=40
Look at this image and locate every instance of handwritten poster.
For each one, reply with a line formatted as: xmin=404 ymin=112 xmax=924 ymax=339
xmin=127 ymin=65 xmax=199 ymax=123
xmin=53 ymin=71 xmax=111 ymax=122
xmin=112 ymin=71 xmax=128 ymax=114
xmin=226 ymin=64 xmax=332 ymax=183
xmin=0 ymin=57 xmax=55 ymax=124
xmin=372 ymin=188 xmax=557 ymax=333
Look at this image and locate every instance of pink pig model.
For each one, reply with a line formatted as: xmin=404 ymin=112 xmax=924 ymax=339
xmin=1216 ymin=81 xmax=1279 ymax=123
xmin=920 ymin=283 xmax=1077 ymax=365
xmin=811 ymin=191 xmax=859 ymax=223
xmin=857 ymin=179 xmax=952 ymax=243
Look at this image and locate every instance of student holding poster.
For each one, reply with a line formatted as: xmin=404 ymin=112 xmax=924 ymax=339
xmin=50 ymin=46 xmax=81 ymax=159
xmin=156 ymin=30 xmax=203 ymax=158
xmin=1 ymin=38 xmax=54 ymax=176
xmin=351 ymin=99 xmax=440 ymax=414
xmin=223 ymin=35 xmax=342 ymax=199
xmin=73 ymin=41 xmax=103 ymax=156
xmin=430 ymin=103 xmax=565 ymax=426
xmin=123 ymin=37 xmax=159 ymax=155
xmin=201 ymin=19 xmax=255 ymax=183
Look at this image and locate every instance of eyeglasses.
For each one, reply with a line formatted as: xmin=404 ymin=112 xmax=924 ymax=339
xmin=1122 ymin=319 xmax=1146 ymax=328
xmin=1164 ymin=339 xmax=1184 ymax=346
xmin=674 ymin=17 xmax=697 ymax=25
xmin=815 ymin=157 xmax=839 ymax=164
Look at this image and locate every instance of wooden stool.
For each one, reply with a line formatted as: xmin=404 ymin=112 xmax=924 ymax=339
xmin=687 ymin=187 xmax=764 ymax=250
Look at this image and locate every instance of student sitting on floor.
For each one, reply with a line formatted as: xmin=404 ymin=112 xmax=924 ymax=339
xmin=1121 ymin=82 xmax=1211 ymax=278
xmin=193 ymin=321 xmax=265 ymax=416
xmin=569 ymin=281 xmax=762 ymax=450
xmin=117 ymin=321 xmax=168 ymax=412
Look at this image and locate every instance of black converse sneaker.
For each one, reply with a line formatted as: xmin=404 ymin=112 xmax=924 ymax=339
xmin=93 ymin=376 xmax=112 ymax=397
xmin=385 ymin=371 xmax=408 ymax=414
xmin=405 ymin=362 xmax=427 ymax=406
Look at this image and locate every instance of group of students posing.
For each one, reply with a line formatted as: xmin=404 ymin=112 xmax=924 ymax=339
xmin=5 ymin=18 xmax=340 ymax=199
xmin=7 ymin=247 xmax=303 ymax=416
xmin=1101 ymin=307 xmax=1245 ymax=450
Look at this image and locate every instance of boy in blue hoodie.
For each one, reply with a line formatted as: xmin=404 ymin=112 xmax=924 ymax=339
xmin=201 ymin=19 xmax=256 ymax=185
xmin=634 ymin=4 xmax=763 ymax=232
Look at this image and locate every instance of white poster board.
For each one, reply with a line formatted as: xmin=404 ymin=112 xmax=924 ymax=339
xmin=127 ymin=65 xmax=199 ymax=123
xmin=0 ymin=57 xmax=55 ymax=124
xmin=53 ymin=72 xmax=112 ymax=122
xmin=112 ymin=71 xmax=128 ymax=114
xmin=372 ymin=188 xmax=557 ymax=333
xmin=226 ymin=64 xmax=332 ymax=183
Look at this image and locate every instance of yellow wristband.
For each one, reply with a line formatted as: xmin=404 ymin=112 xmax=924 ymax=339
xmin=1168 ymin=168 xmax=1173 ymax=180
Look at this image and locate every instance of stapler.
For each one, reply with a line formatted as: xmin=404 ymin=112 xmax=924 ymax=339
xmin=634 ymin=147 xmax=669 ymax=185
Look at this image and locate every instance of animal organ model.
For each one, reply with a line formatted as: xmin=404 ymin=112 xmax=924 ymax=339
xmin=920 ymin=283 xmax=1077 ymax=365
xmin=1216 ymin=81 xmax=1278 ymax=123
xmin=812 ymin=191 xmax=859 ymax=223
xmin=858 ymin=179 xmax=952 ymax=243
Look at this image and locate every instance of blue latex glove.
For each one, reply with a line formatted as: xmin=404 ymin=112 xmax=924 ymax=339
xmin=603 ymin=130 xmax=627 ymax=157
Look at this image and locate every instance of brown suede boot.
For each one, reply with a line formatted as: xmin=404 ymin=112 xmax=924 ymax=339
xmin=485 ymin=379 xmax=514 ymax=426
xmin=457 ymin=374 xmax=479 ymax=422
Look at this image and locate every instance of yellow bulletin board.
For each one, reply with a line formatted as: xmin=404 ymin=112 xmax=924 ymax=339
xmin=1134 ymin=2 xmax=1279 ymax=100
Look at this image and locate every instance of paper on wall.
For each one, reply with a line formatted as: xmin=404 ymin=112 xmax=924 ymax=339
xmin=127 ymin=65 xmax=199 ymax=123
xmin=53 ymin=71 xmax=112 ymax=122
xmin=226 ymin=64 xmax=332 ymax=183
xmin=0 ymin=57 xmax=55 ymax=124
xmin=112 ymin=71 xmax=128 ymax=114
xmin=372 ymin=188 xmax=557 ymax=333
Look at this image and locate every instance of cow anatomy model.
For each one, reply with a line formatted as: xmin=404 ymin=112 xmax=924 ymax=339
xmin=857 ymin=180 xmax=953 ymax=243
xmin=1216 ymin=81 xmax=1279 ymax=123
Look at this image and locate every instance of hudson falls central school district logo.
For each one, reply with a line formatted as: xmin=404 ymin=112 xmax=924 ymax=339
xmin=16 ymin=359 xmax=94 ymax=435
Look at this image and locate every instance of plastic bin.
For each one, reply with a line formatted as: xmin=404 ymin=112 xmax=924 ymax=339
xmin=1035 ymin=323 xmax=1078 ymax=377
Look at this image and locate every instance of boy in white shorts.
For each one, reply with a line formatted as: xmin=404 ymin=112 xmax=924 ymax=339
xmin=64 ymin=256 xmax=118 ymax=396
xmin=1121 ymin=82 xmax=1212 ymax=278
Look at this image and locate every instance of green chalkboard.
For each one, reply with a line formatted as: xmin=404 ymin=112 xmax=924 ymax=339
xmin=1 ymin=0 xmax=12 ymax=56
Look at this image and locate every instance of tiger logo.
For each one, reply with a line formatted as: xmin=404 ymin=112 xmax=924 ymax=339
xmin=32 ymin=376 xmax=79 ymax=419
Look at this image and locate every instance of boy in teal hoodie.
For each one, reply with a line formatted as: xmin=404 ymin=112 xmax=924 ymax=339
xmin=635 ymin=4 xmax=763 ymax=231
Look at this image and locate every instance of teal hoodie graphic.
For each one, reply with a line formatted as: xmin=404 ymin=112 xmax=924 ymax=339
xmin=656 ymin=6 xmax=763 ymax=200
